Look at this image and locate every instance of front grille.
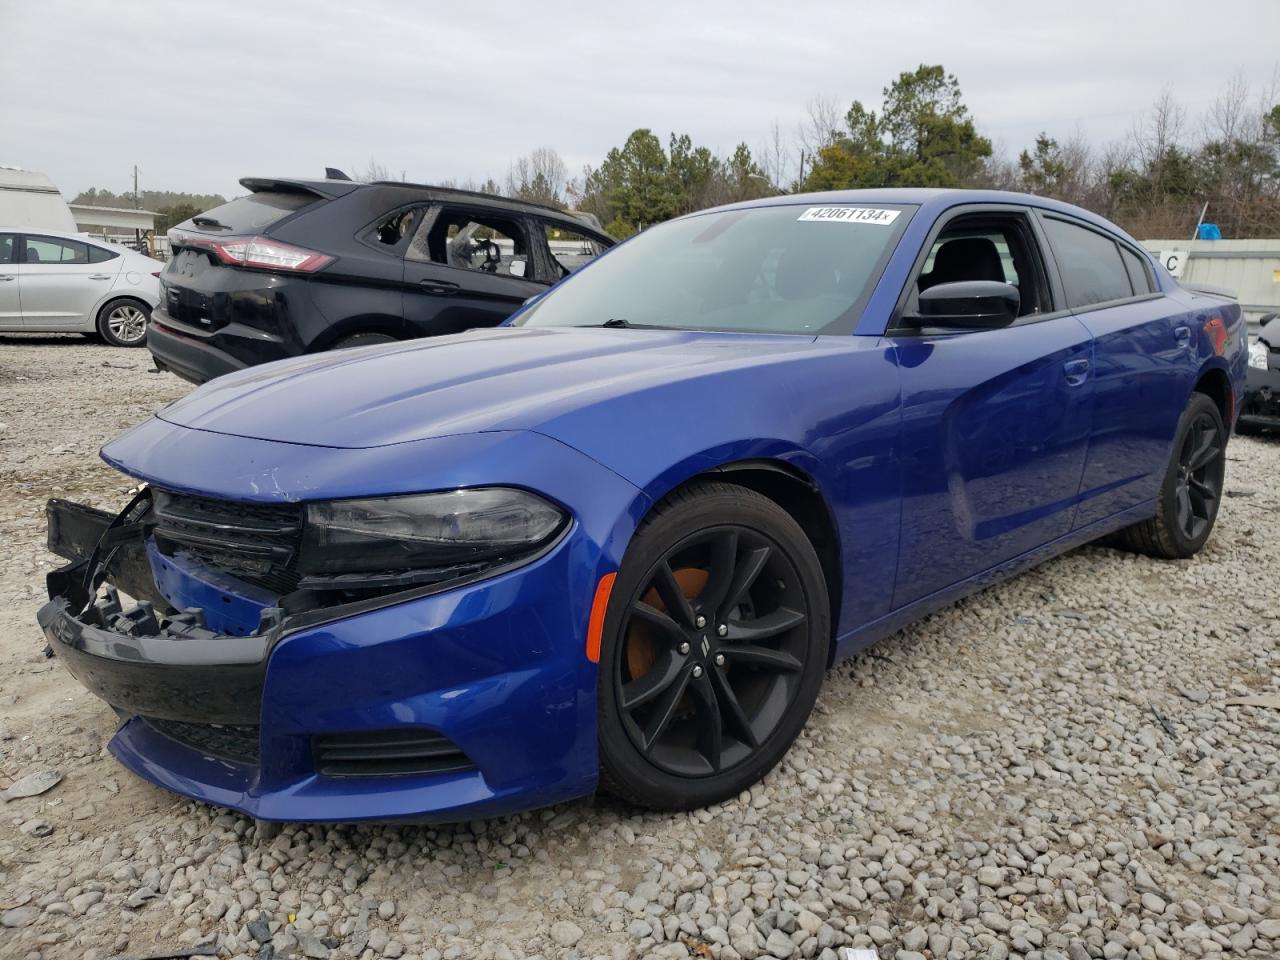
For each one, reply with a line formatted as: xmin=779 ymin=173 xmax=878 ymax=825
xmin=313 ymin=729 xmax=476 ymax=778
xmin=152 ymin=489 xmax=303 ymax=594
xmin=144 ymin=717 xmax=261 ymax=765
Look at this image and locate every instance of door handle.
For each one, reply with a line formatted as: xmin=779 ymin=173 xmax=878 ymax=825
xmin=0 ymin=275 xmax=13 ymax=282
xmin=419 ymin=280 xmax=459 ymax=295
xmin=89 ymin=274 xmax=114 ymax=280
xmin=1173 ymin=325 xmax=1191 ymax=346
xmin=1063 ymin=358 xmax=1090 ymax=385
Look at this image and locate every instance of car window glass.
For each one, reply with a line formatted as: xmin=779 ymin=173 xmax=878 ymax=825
xmin=87 ymin=244 xmax=120 ymax=264
xmin=0 ymin=234 xmax=14 ymax=264
xmin=1120 ymin=246 xmax=1153 ymax=294
xmin=24 ymin=236 xmax=89 ymax=265
xmin=188 ymin=191 xmax=316 ymax=233
xmin=371 ymin=208 xmax=419 ymax=247
xmin=516 ymin=203 xmax=915 ymax=335
xmin=1042 ymin=217 xmax=1132 ymax=308
xmin=914 ymin=219 xmax=1043 ymax=317
xmin=408 ymin=209 xmax=531 ymax=280
xmin=545 ymin=223 xmax=604 ymax=277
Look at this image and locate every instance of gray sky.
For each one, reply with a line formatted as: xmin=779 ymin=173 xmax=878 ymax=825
xmin=3 ymin=0 xmax=1278 ymax=201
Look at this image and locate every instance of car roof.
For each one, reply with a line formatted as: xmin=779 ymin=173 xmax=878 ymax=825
xmin=239 ymin=176 xmax=605 ymax=232
xmin=700 ymin=188 xmax=1142 ymax=245
xmin=0 ymin=226 xmax=136 ymax=244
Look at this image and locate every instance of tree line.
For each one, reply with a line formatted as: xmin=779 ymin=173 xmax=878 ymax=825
xmin=480 ymin=65 xmax=1280 ymax=241
xmin=74 ymin=65 xmax=1280 ymax=242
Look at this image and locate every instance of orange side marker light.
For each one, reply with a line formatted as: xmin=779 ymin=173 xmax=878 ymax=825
xmin=585 ymin=572 xmax=617 ymax=663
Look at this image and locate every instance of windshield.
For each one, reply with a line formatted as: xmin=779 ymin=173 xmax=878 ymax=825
xmin=515 ymin=202 xmax=914 ymax=335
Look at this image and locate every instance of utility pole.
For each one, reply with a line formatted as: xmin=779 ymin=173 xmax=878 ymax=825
xmin=133 ymin=165 xmax=141 ymax=252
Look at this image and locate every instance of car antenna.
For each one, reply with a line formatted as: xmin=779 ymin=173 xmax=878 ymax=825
xmin=325 ymin=167 xmax=353 ymax=181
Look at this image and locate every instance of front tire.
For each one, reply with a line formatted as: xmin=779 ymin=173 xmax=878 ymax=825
xmin=597 ymin=482 xmax=829 ymax=810
xmin=1115 ymin=392 xmax=1227 ymax=559
xmin=96 ymin=299 xmax=150 ymax=347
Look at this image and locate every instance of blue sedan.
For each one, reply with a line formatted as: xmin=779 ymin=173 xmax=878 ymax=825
xmin=39 ymin=189 xmax=1247 ymax=821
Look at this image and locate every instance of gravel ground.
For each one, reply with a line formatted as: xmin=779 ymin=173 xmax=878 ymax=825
xmin=1 ymin=333 xmax=1277 ymax=960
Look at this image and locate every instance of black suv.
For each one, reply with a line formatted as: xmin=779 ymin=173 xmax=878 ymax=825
xmin=147 ymin=176 xmax=614 ymax=384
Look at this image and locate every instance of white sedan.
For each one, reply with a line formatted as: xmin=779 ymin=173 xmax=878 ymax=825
xmin=0 ymin=229 xmax=163 ymax=347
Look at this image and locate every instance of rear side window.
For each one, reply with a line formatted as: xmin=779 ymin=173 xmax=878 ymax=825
xmin=189 ymin=191 xmax=316 ymax=233
xmin=87 ymin=244 xmax=120 ymax=263
xmin=1120 ymin=246 xmax=1154 ymax=294
xmin=1042 ymin=216 xmax=1132 ymax=308
xmin=24 ymin=236 xmax=89 ymax=264
xmin=0 ymin=234 xmax=14 ymax=264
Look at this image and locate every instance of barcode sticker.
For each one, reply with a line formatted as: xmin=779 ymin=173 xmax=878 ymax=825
xmin=797 ymin=206 xmax=900 ymax=226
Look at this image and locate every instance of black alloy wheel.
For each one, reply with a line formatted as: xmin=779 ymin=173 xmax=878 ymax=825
xmin=1115 ymin=392 xmax=1227 ymax=559
xmin=598 ymin=482 xmax=828 ymax=809
xmin=1173 ymin=408 xmax=1224 ymax=542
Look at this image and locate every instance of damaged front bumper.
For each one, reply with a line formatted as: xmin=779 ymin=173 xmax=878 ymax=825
xmin=37 ymin=491 xmax=601 ymax=822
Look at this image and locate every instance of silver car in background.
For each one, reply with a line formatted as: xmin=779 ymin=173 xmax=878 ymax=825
xmin=0 ymin=229 xmax=162 ymax=346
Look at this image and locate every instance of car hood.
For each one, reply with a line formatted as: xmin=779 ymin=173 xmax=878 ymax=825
xmin=157 ymin=326 xmax=830 ymax=449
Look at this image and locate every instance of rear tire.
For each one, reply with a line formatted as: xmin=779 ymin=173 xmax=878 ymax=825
xmin=332 ymin=332 xmax=397 ymax=350
xmin=597 ymin=482 xmax=829 ymax=810
xmin=1114 ymin=392 xmax=1226 ymax=559
xmin=96 ymin=299 xmax=150 ymax=348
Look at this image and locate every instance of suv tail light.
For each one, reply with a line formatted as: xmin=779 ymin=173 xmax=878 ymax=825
xmin=167 ymin=230 xmax=332 ymax=273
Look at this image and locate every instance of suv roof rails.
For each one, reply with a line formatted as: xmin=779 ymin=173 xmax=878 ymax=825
xmin=370 ymin=180 xmax=571 ymax=217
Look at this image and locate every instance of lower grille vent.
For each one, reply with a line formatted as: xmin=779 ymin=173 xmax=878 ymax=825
xmin=312 ymin=729 xmax=475 ymax=778
xmin=144 ymin=717 xmax=261 ymax=765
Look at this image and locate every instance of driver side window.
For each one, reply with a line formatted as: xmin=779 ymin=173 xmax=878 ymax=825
xmin=407 ymin=208 xmax=531 ymax=280
xmin=913 ymin=215 xmax=1048 ymax=318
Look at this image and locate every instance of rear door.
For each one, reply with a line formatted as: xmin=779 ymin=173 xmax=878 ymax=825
xmin=887 ymin=205 xmax=1096 ymax=608
xmin=18 ymin=234 xmax=119 ymax=328
xmin=401 ymin=205 xmax=545 ymax=335
xmin=1036 ymin=213 xmax=1194 ymax=528
xmin=0 ymin=233 xmax=18 ymax=326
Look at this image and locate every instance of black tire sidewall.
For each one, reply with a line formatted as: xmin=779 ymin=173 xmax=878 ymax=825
xmin=1157 ymin=393 xmax=1226 ymax=556
xmin=597 ymin=483 xmax=829 ymax=809
xmin=96 ymin=299 xmax=150 ymax=348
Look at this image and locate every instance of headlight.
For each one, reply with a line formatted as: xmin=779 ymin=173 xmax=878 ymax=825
xmin=1249 ymin=339 xmax=1269 ymax=371
xmin=298 ymin=488 xmax=566 ymax=578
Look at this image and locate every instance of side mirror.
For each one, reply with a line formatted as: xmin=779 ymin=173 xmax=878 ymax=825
xmin=907 ymin=280 xmax=1019 ymax=329
xmin=508 ymin=258 xmax=527 ymax=278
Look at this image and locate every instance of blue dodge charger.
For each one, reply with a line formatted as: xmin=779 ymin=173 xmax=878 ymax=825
xmin=39 ymin=189 xmax=1246 ymax=822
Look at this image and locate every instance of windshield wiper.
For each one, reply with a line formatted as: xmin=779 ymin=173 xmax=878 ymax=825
xmin=191 ymin=216 xmax=231 ymax=230
xmin=601 ymin=317 xmax=632 ymax=328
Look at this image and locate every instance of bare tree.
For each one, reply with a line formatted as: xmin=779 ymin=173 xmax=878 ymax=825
xmin=757 ymin=121 xmax=793 ymax=191
xmin=507 ymin=147 xmax=569 ymax=206
xmin=356 ymin=158 xmax=404 ymax=183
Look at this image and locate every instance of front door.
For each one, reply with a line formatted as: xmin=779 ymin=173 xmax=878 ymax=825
xmin=0 ymin=234 xmax=19 ymax=326
xmin=18 ymin=234 xmax=118 ymax=328
xmin=887 ymin=208 xmax=1095 ymax=608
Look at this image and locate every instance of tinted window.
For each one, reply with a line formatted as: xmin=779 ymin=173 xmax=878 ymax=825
xmin=24 ymin=236 xmax=89 ymax=265
xmin=517 ymin=203 xmax=914 ymax=335
xmin=87 ymin=243 xmax=120 ymax=263
xmin=1042 ymin=217 xmax=1131 ymax=308
xmin=544 ymin=222 xmax=604 ymax=277
xmin=1120 ymin=246 xmax=1154 ymax=294
xmin=0 ymin=234 xmax=14 ymax=264
xmin=186 ymin=190 xmax=316 ymax=233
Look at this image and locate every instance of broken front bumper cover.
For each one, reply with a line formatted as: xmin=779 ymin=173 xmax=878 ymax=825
xmin=37 ymin=494 xmax=273 ymax=725
xmin=36 ymin=490 xmax=601 ymax=822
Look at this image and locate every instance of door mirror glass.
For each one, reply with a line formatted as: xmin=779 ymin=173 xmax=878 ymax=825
xmin=908 ymin=280 xmax=1019 ymax=329
xmin=508 ymin=258 xmax=527 ymax=278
